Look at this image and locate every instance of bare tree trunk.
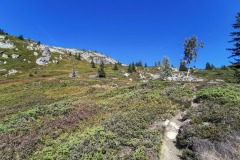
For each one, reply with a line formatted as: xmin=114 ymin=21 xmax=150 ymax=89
xmin=186 ymin=63 xmax=190 ymax=79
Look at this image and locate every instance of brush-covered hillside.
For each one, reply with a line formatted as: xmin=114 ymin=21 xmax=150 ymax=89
xmin=0 ymin=32 xmax=240 ymax=160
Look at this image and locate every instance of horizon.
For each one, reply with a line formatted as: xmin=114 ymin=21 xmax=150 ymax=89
xmin=1 ymin=0 xmax=240 ymax=68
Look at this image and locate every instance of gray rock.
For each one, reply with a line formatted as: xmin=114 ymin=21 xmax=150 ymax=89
xmin=8 ymin=69 xmax=18 ymax=75
xmin=2 ymin=53 xmax=8 ymax=58
xmin=11 ymin=54 xmax=19 ymax=59
xmin=36 ymin=47 xmax=51 ymax=65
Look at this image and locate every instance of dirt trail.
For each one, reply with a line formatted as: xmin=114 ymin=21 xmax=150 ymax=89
xmin=160 ymin=98 xmax=199 ymax=160
xmin=160 ymin=112 xmax=183 ymax=160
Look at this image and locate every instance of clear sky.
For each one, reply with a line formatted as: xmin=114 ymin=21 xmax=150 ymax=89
xmin=0 ymin=0 xmax=240 ymax=68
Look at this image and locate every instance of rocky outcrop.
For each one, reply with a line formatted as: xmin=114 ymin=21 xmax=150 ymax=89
xmin=27 ymin=42 xmax=119 ymax=64
xmin=36 ymin=47 xmax=51 ymax=65
xmin=0 ymin=40 xmax=15 ymax=49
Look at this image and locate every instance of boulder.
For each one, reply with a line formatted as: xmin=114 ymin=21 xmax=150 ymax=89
xmin=8 ymin=69 xmax=18 ymax=75
xmin=2 ymin=53 xmax=8 ymax=58
xmin=11 ymin=54 xmax=19 ymax=59
xmin=33 ymin=52 xmax=38 ymax=56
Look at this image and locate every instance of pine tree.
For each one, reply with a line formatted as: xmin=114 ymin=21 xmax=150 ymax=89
xmin=91 ymin=60 xmax=96 ymax=68
xmin=98 ymin=61 xmax=106 ymax=78
xmin=131 ymin=62 xmax=136 ymax=72
xmin=227 ymin=12 xmax=240 ymax=83
xmin=113 ymin=63 xmax=118 ymax=70
xmin=0 ymin=29 xmax=5 ymax=35
xmin=128 ymin=63 xmax=133 ymax=73
xmin=227 ymin=12 xmax=240 ymax=67
xmin=205 ymin=62 xmax=212 ymax=70
xmin=179 ymin=61 xmax=188 ymax=71
xmin=18 ymin=35 xmax=24 ymax=40
xmin=144 ymin=63 xmax=147 ymax=67
xmin=160 ymin=56 xmax=172 ymax=78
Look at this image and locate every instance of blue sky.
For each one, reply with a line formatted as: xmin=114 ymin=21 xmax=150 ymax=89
xmin=0 ymin=0 xmax=240 ymax=68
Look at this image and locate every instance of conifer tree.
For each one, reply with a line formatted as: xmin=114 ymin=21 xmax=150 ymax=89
xmin=131 ymin=62 xmax=136 ymax=72
xmin=18 ymin=35 xmax=24 ymax=40
xmin=227 ymin=12 xmax=240 ymax=67
xmin=144 ymin=63 xmax=147 ymax=67
xmin=113 ymin=63 xmax=118 ymax=70
xmin=227 ymin=12 xmax=240 ymax=82
xmin=128 ymin=63 xmax=133 ymax=73
xmin=0 ymin=29 xmax=5 ymax=35
xmin=91 ymin=60 xmax=96 ymax=68
xmin=98 ymin=61 xmax=106 ymax=78
xmin=160 ymin=56 xmax=172 ymax=78
xmin=205 ymin=62 xmax=212 ymax=70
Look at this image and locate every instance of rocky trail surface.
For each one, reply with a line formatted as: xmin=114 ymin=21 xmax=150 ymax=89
xmin=160 ymin=112 xmax=183 ymax=160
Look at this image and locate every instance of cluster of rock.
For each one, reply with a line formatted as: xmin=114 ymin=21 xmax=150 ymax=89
xmin=0 ymin=36 xmax=15 ymax=49
xmin=36 ymin=47 xmax=51 ymax=65
xmin=164 ymin=73 xmax=204 ymax=82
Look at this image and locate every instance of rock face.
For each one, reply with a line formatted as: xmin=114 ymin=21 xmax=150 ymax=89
xmin=0 ymin=40 xmax=15 ymax=49
xmin=36 ymin=47 xmax=51 ymax=65
xmin=27 ymin=43 xmax=119 ymax=65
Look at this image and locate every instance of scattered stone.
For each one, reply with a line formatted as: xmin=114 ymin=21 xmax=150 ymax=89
xmin=33 ymin=52 xmax=38 ymax=56
xmin=124 ymin=73 xmax=129 ymax=77
xmin=52 ymin=60 xmax=58 ymax=63
xmin=164 ymin=119 xmax=170 ymax=126
xmin=129 ymin=78 xmax=133 ymax=81
xmin=11 ymin=54 xmax=19 ymax=59
xmin=0 ymin=69 xmax=7 ymax=71
xmin=215 ymin=79 xmax=224 ymax=82
xmin=166 ymin=131 xmax=178 ymax=140
xmin=2 ymin=53 xmax=8 ymax=58
xmin=8 ymin=69 xmax=18 ymax=75
xmin=150 ymin=74 xmax=160 ymax=79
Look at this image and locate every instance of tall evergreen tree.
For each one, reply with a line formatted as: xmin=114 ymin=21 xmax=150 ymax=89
xmin=127 ymin=63 xmax=136 ymax=73
xmin=227 ymin=12 xmax=240 ymax=67
xmin=18 ymin=35 xmax=24 ymax=40
xmin=128 ymin=63 xmax=133 ymax=73
xmin=98 ymin=61 xmax=106 ymax=78
xmin=0 ymin=29 xmax=5 ymax=35
xmin=144 ymin=63 xmax=147 ymax=67
xmin=205 ymin=62 xmax=212 ymax=70
xmin=227 ymin=12 xmax=240 ymax=83
xmin=131 ymin=62 xmax=136 ymax=72
xmin=160 ymin=56 xmax=172 ymax=79
xmin=113 ymin=63 xmax=118 ymax=70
